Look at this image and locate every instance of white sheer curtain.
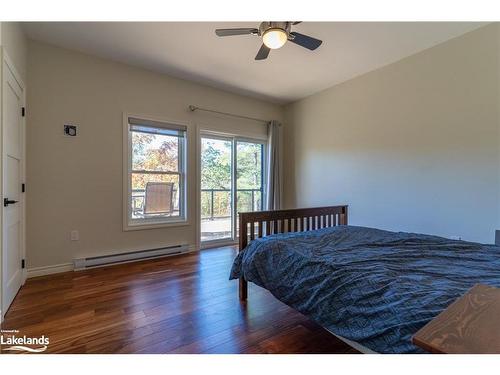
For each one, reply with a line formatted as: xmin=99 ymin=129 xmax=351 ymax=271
xmin=266 ymin=120 xmax=282 ymax=210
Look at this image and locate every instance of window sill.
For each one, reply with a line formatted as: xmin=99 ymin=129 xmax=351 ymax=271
xmin=123 ymin=219 xmax=190 ymax=232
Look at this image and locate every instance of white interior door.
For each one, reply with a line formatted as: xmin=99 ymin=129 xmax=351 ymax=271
xmin=2 ymin=54 xmax=25 ymax=315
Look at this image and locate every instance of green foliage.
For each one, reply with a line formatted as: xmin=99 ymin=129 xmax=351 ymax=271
xmin=201 ymin=141 xmax=231 ymax=190
xmin=131 ymin=132 xmax=179 ymax=191
xmin=237 ymin=142 xmax=262 ymax=189
xmin=200 ymin=140 xmax=263 ymax=218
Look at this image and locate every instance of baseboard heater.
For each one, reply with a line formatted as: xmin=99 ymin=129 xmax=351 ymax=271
xmin=73 ymin=244 xmax=191 ymax=270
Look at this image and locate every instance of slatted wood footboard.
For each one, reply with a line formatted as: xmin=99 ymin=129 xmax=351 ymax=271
xmin=238 ymin=205 xmax=348 ymax=300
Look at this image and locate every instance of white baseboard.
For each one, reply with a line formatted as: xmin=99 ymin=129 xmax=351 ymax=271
xmin=27 ymin=263 xmax=74 ymax=278
xmin=26 ymin=244 xmax=199 ymax=278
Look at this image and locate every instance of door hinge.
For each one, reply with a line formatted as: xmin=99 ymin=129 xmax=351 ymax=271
xmin=21 ymin=107 xmax=25 ymax=117
xmin=22 ymin=259 xmax=25 ymax=269
xmin=22 ymin=183 xmax=25 ymax=193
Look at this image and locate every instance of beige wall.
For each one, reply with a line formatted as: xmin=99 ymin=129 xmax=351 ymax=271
xmin=284 ymin=24 xmax=499 ymax=243
xmin=27 ymin=40 xmax=284 ymax=269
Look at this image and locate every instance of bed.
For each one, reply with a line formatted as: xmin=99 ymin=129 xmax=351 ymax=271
xmin=229 ymin=205 xmax=500 ymax=353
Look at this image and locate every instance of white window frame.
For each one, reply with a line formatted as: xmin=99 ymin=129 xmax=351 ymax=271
xmin=123 ymin=113 xmax=188 ymax=231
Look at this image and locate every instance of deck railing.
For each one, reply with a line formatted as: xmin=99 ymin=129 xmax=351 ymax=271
xmin=201 ymin=188 xmax=262 ymax=220
xmin=131 ymin=188 xmax=263 ymax=219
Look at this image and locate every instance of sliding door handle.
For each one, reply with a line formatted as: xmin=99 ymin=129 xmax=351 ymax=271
xmin=4 ymin=198 xmax=19 ymax=207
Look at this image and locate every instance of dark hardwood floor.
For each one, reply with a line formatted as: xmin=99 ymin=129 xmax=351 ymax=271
xmin=1 ymin=246 xmax=358 ymax=354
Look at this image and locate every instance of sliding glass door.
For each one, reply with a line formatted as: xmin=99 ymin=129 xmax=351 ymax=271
xmin=200 ymin=134 xmax=265 ymax=244
xmin=200 ymin=136 xmax=233 ymax=242
xmin=235 ymin=140 xmax=264 ymax=237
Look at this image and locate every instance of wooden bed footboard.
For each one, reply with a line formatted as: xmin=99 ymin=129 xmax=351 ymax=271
xmin=238 ymin=205 xmax=348 ymax=300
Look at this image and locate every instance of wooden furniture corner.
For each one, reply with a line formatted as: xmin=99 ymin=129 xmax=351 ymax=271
xmin=413 ymin=284 xmax=500 ymax=354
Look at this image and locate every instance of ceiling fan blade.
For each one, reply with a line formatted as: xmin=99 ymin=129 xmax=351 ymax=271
xmin=255 ymin=44 xmax=270 ymax=60
xmin=289 ymin=32 xmax=323 ymax=50
xmin=215 ymin=28 xmax=258 ymax=37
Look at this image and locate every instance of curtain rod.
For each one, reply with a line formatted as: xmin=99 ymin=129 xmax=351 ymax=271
xmin=188 ymin=105 xmax=269 ymax=124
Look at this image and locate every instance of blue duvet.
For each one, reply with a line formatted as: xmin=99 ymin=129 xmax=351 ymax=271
xmin=230 ymin=225 xmax=500 ymax=353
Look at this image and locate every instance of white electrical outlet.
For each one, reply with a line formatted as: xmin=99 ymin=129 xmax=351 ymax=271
xmin=70 ymin=230 xmax=79 ymax=241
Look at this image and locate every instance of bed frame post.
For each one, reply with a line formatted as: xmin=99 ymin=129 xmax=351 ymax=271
xmin=239 ymin=277 xmax=248 ymax=301
xmin=239 ymin=213 xmax=248 ymax=301
xmin=342 ymin=206 xmax=348 ymax=225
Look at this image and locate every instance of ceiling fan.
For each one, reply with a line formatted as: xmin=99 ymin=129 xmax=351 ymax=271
xmin=215 ymin=22 xmax=323 ymax=60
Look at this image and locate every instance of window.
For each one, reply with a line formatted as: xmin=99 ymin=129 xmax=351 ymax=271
xmin=124 ymin=115 xmax=187 ymax=229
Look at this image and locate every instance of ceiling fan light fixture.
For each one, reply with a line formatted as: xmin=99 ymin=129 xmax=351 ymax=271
xmin=215 ymin=22 xmax=322 ymax=60
xmin=262 ymin=28 xmax=287 ymax=49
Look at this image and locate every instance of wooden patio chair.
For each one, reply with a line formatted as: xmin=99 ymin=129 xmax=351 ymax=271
xmin=144 ymin=182 xmax=174 ymax=215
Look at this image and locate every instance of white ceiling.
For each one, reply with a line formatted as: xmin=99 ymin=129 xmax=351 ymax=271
xmin=23 ymin=22 xmax=486 ymax=104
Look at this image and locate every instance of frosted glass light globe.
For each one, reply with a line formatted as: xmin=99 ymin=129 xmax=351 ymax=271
xmin=262 ymin=28 xmax=287 ymax=49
